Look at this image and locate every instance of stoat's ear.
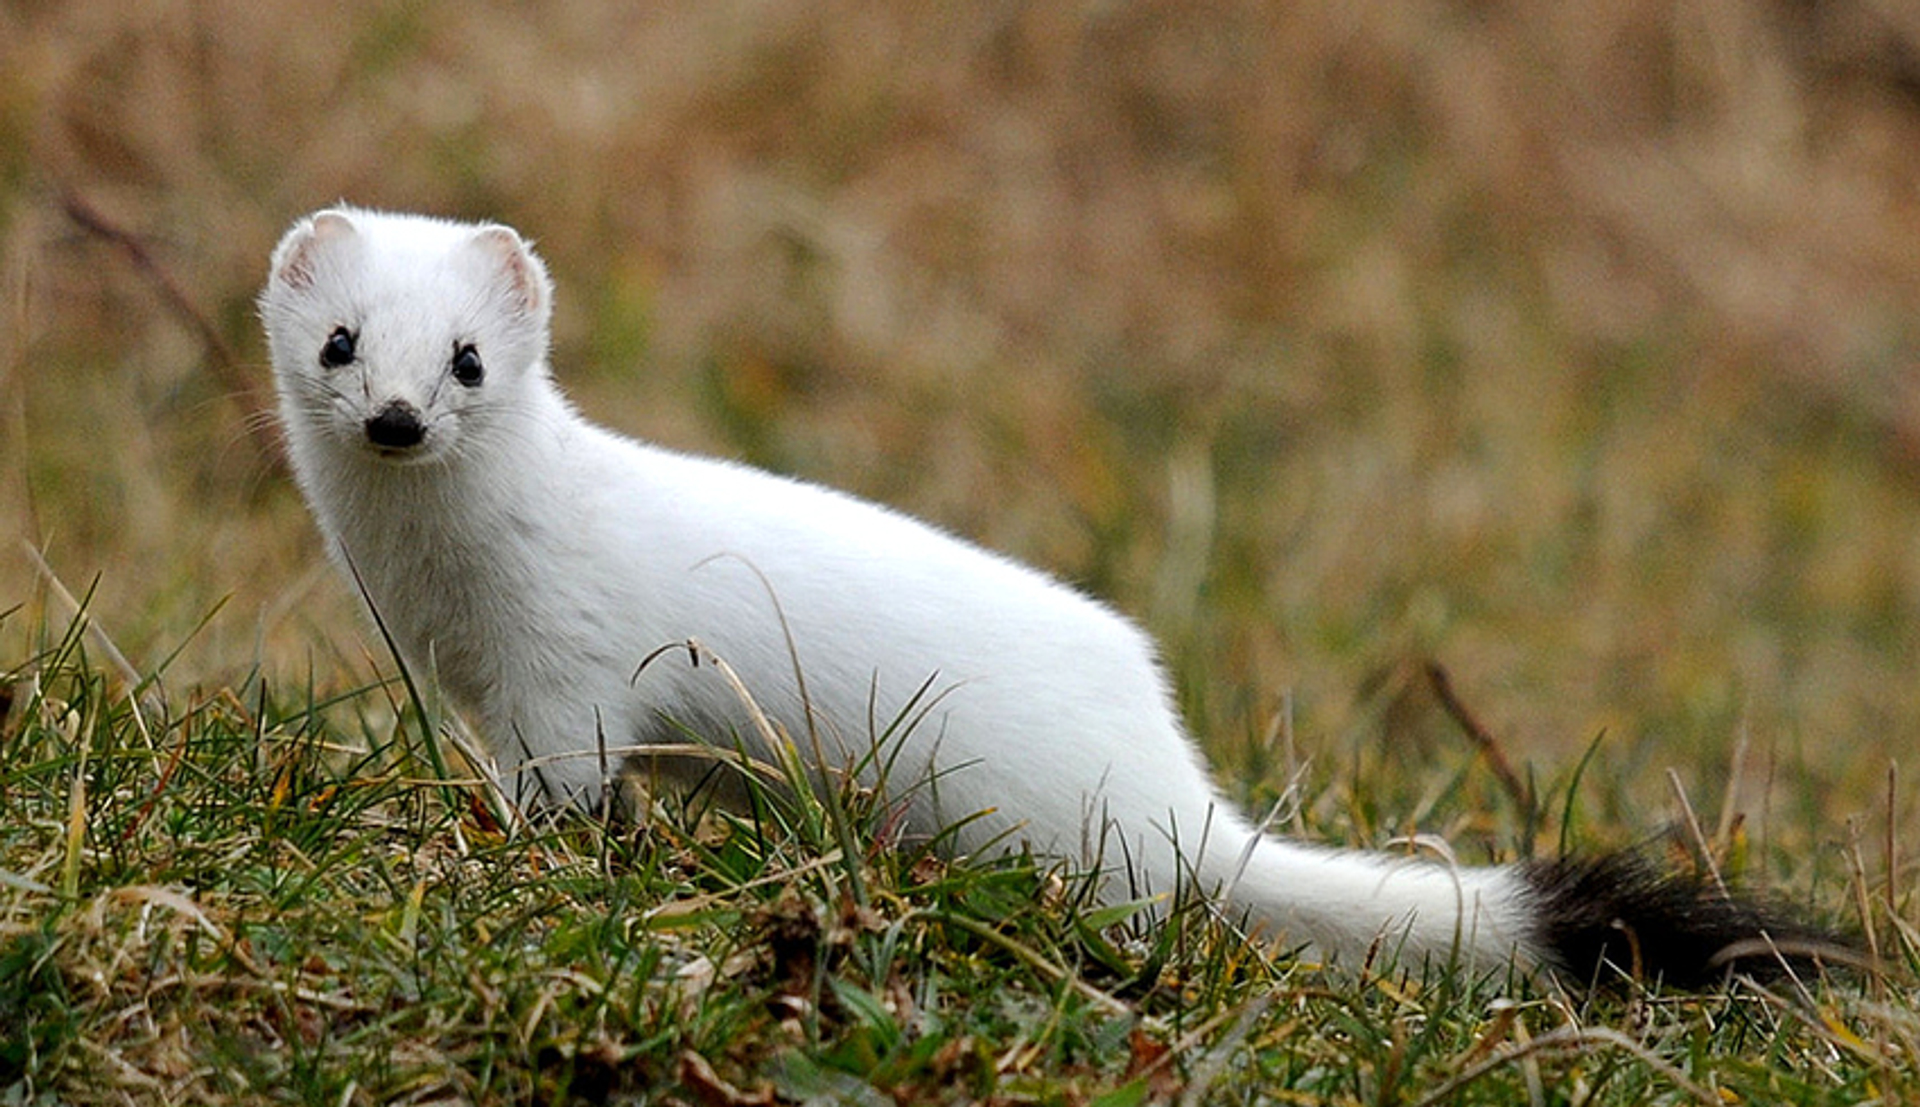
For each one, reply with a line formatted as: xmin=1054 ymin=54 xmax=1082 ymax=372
xmin=470 ymin=225 xmax=552 ymax=326
xmin=270 ymin=209 xmax=359 ymax=292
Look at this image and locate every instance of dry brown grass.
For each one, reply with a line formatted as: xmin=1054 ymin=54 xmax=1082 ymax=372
xmin=5 ymin=0 xmax=1920 ymax=843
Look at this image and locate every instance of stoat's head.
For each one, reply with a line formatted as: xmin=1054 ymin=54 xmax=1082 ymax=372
xmin=260 ymin=207 xmax=554 ymax=466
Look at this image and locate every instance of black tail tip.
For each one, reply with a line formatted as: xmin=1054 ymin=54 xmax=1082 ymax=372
xmin=1521 ymin=852 xmax=1857 ymax=991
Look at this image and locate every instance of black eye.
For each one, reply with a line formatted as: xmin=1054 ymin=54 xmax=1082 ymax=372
xmin=451 ymin=343 xmax=483 ymax=387
xmin=320 ymin=326 xmax=356 ymax=368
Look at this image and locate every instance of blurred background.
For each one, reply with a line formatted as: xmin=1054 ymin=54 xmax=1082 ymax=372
xmin=4 ymin=0 xmax=1920 ymax=852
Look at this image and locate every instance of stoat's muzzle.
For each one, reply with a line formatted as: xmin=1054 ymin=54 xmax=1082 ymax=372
xmin=365 ymin=400 xmax=426 ymax=453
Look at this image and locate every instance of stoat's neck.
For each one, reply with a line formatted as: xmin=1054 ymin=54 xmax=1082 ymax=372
xmin=289 ymin=376 xmax=590 ymax=638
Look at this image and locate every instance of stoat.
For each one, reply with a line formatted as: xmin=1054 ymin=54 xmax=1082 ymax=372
xmin=260 ymin=207 xmax=1832 ymax=987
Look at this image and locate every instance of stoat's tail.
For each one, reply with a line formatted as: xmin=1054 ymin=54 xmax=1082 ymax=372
xmin=1513 ymin=852 xmax=1849 ymax=988
xmin=1193 ymin=823 xmax=1844 ymax=988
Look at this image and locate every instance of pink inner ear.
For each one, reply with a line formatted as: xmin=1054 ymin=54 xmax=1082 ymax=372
xmin=473 ymin=226 xmax=546 ymax=318
xmin=273 ymin=235 xmax=322 ymax=291
xmin=274 ymin=211 xmax=358 ymax=291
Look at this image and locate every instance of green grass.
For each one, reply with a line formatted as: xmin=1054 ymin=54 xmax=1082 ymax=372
xmin=1 ymin=605 xmax=1909 ymax=1105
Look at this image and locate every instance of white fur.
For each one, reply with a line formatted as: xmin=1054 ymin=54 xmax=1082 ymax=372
xmin=261 ymin=207 xmax=1542 ymax=971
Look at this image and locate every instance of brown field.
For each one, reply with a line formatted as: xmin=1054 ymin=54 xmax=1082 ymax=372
xmin=5 ymin=0 xmax=1920 ymax=850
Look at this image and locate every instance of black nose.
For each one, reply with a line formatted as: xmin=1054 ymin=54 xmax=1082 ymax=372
xmin=366 ymin=402 xmax=425 ymax=449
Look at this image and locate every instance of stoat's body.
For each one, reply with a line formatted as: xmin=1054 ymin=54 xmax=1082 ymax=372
xmin=261 ymin=208 xmax=1820 ymax=986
